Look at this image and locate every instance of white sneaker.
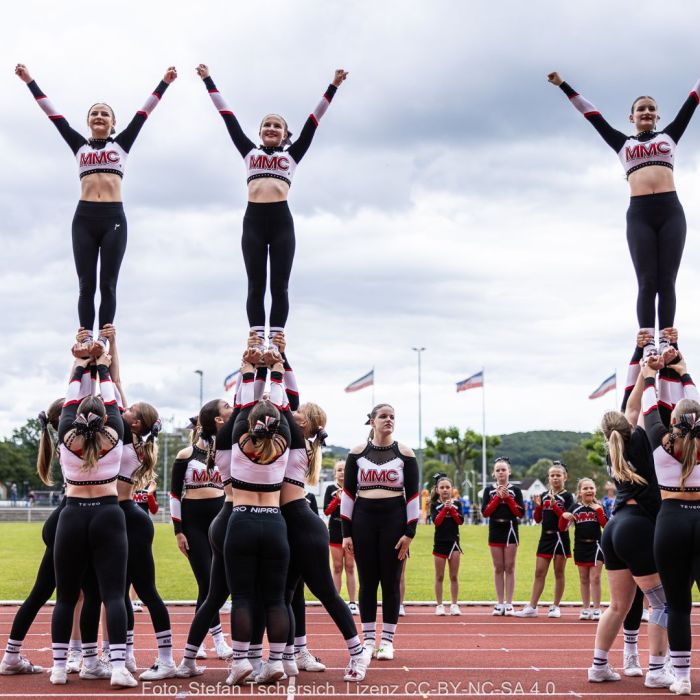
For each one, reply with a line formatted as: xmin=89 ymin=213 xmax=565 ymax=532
xmin=295 ymin=648 xmax=326 ymax=672
xmin=140 ymin=660 xmax=177 ymax=680
xmin=592 ymin=608 xmax=601 ymax=620
xmin=450 ymin=603 xmax=461 ymax=616
xmin=79 ymin=660 xmax=112 ymax=679
xmin=50 ymin=666 xmax=67 ymax=684
xmin=492 ymin=604 xmax=504 ymax=616
xmin=215 ymin=639 xmax=234 ymax=660
xmin=220 ymin=600 xmax=232 ymax=614
xmin=547 ymin=605 xmax=561 ymax=618
xmin=623 ymin=653 xmax=643 ymax=677
xmin=66 ymin=648 xmax=81 ymax=673
xmin=343 ymin=655 xmax=368 ymax=682
xmin=125 ymin=656 xmax=137 ymax=673
xmin=283 ymin=658 xmax=299 ymax=677
xmin=364 ymin=641 xmax=376 ymax=659
xmin=645 ymin=667 xmax=675 ymax=688
xmin=588 ymin=664 xmax=621 ymax=682
xmin=376 ymin=642 xmax=394 ymax=660
xmin=515 ymin=605 xmax=538 ymax=617
xmin=641 ymin=608 xmax=650 ymax=622
xmin=196 ymin=644 xmax=207 ymax=659
xmin=175 ymin=659 xmax=204 ymax=678
xmin=255 ymin=660 xmax=285 ymax=684
xmin=131 ymin=600 xmax=143 ymax=613
xmin=0 ymin=656 xmax=43 ymax=675
xmin=111 ymin=666 xmax=138 ymax=688
xmin=226 ymin=658 xmax=253 ymax=685
xmin=435 ymin=604 xmax=446 ymax=616
xmin=503 ymin=604 xmax=515 ymax=616
xmin=579 ymin=609 xmax=591 ymax=620
xmin=670 ymin=678 xmax=692 ymax=695
xmin=398 ymin=604 xmax=406 ymax=616
xmin=348 ymin=602 xmax=360 ymax=615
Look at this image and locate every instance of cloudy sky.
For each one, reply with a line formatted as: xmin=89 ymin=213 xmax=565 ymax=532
xmin=3 ymin=0 xmax=700 ymax=450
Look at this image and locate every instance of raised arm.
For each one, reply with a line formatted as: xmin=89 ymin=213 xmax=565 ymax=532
xmin=115 ymin=67 xmax=176 ymax=153
xmin=663 ymin=79 xmax=700 ymax=143
xmin=286 ymin=69 xmax=347 ymax=164
xmin=58 ymin=359 xmax=93 ymax=442
xmin=16 ymin=63 xmax=86 ymax=154
xmin=641 ymin=365 xmax=668 ymax=449
xmin=96 ymin=355 xmax=123 ymax=439
xmin=197 ymin=64 xmax=255 ymax=158
xmin=548 ymin=71 xmax=627 ymax=152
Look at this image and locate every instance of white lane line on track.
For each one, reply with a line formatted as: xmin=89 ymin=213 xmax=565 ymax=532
xmin=287 ymin=673 xmax=296 ymax=700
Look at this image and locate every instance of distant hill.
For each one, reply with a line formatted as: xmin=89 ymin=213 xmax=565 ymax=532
xmin=496 ymin=430 xmax=591 ymax=474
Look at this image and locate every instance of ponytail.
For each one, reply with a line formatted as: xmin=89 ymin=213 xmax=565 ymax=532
xmin=298 ymin=403 xmax=327 ymax=486
xmin=130 ymin=404 xmax=161 ymax=488
xmin=601 ymin=410 xmax=647 ymax=486
xmin=669 ymin=399 xmax=700 ymax=491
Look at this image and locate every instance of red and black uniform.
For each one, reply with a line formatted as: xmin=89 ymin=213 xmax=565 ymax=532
xmin=132 ymin=488 xmax=158 ymax=515
xmin=323 ymin=484 xmax=343 ymax=548
xmin=534 ymin=491 xmax=574 ymax=559
xmin=559 ymin=504 xmax=607 ymax=566
xmin=431 ymin=500 xmax=464 ymax=558
xmin=481 ymin=484 xmax=524 ymax=547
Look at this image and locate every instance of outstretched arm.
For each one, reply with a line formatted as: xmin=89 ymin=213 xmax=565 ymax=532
xmin=197 ymin=64 xmax=255 ymax=158
xmin=16 ymin=63 xmax=86 ymax=154
xmin=664 ymin=79 xmax=700 ymax=143
xmin=287 ymin=69 xmax=347 ymax=164
xmin=58 ymin=358 xmax=93 ymax=441
xmin=548 ymin=71 xmax=627 ymax=152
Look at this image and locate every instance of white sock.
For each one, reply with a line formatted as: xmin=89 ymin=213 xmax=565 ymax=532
xmin=156 ymin=630 xmax=173 ymax=665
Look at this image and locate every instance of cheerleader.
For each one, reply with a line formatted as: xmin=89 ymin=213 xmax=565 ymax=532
xmin=559 ymin=478 xmax=607 ymax=621
xmin=431 ymin=474 xmax=463 ymax=616
xmin=481 ymin=457 xmax=524 ymax=615
xmin=516 ymin=463 xmax=573 ymax=618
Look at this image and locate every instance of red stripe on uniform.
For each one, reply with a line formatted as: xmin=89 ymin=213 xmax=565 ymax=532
xmin=137 ymin=110 xmax=148 ymax=117
xmin=309 ymin=114 xmax=319 ymax=127
xmin=584 ymin=111 xmax=601 ymax=117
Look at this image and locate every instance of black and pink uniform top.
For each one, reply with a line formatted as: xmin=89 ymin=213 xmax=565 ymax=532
xmin=558 ymin=79 xmax=700 ymax=178
xmin=534 ymin=491 xmax=574 ymax=530
xmin=340 ymin=442 xmax=420 ymax=539
xmin=202 ymin=75 xmax=337 ymax=187
xmin=25 ymin=78 xmax=169 ymax=178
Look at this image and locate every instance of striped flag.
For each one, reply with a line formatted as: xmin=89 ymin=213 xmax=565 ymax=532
xmin=223 ymin=369 xmax=240 ymax=391
xmin=456 ymin=370 xmax=484 ymax=392
xmin=589 ymin=373 xmax=616 ymax=400
xmin=345 ymin=369 xmax=374 ymax=393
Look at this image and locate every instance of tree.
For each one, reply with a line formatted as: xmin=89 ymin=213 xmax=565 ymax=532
xmin=424 ymin=426 xmax=501 ymax=494
xmin=0 ymin=417 xmax=45 ymax=491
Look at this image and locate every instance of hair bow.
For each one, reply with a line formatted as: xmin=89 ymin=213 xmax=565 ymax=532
xmin=38 ymin=411 xmax=49 ymax=430
xmin=433 ymin=472 xmax=448 ymax=484
xmin=145 ymin=418 xmax=162 ymax=443
xmin=72 ymin=411 xmax=103 ymax=438
xmin=364 ymin=413 xmax=372 ymax=426
xmin=316 ymin=429 xmax=328 ymax=447
xmin=187 ymin=415 xmax=199 ymax=430
xmin=676 ymin=413 xmax=700 ymax=439
xmin=252 ymin=416 xmax=280 ymax=438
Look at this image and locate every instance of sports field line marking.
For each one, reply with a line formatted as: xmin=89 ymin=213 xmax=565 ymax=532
xmin=287 ymin=673 xmax=296 ymax=700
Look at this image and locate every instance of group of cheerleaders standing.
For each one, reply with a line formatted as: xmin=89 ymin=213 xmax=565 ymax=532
xmin=4 ymin=57 xmax=700 ymax=695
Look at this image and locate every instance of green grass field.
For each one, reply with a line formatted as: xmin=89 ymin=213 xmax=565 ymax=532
xmin=0 ymin=522 xmax=620 ymax=603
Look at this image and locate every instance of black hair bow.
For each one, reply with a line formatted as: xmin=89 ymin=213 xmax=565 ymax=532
xmin=72 ymin=412 xmax=103 ymax=439
xmin=252 ymin=416 xmax=280 ymax=439
xmin=38 ymin=411 xmax=49 ymax=430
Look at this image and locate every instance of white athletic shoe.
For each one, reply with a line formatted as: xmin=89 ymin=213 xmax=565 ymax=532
xmin=547 ymin=605 xmax=561 ymax=618
xmin=215 ymin=639 xmax=234 ymax=660
xmin=364 ymin=641 xmax=376 ymax=659
xmin=398 ymin=604 xmax=406 ymax=616
xmin=225 ymin=658 xmax=253 ymax=686
xmin=196 ymin=644 xmax=207 ymax=659
xmin=175 ymin=659 xmax=204 ymax=678
xmin=295 ymin=648 xmax=326 ymax=672
xmin=348 ymin=602 xmax=360 ymax=615
xmin=131 ymin=600 xmax=143 ymax=613
xmin=125 ymin=656 xmax=137 ymax=673
xmin=645 ymin=667 xmax=675 ymax=688
xmin=283 ymin=658 xmax=299 ymax=677
xmin=592 ymin=608 xmax=601 ymax=620
xmin=50 ymin=666 xmax=67 ymax=684
xmin=623 ymin=653 xmax=643 ymax=677
xmin=66 ymin=648 xmax=81 ymax=673
xmin=515 ymin=605 xmax=538 ymax=618
xmin=450 ymin=603 xmax=462 ymax=616
xmin=503 ymin=604 xmax=515 ymax=616
xmin=140 ymin=660 xmax=177 ymax=680
xmin=492 ymin=604 xmax=504 ymax=616
xmin=435 ymin=604 xmax=446 ymax=616
xmin=79 ymin=660 xmax=112 ymax=679
xmin=579 ymin=609 xmax=591 ymax=620
xmin=670 ymin=678 xmax=692 ymax=695
xmin=641 ymin=608 xmax=650 ymax=622
xmin=219 ymin=600 xmax=232 ymax=614
xmin=110 ymin=666 xmax=138 ymax=688
xmin=255 ymin=660 xmax=285 ymax=684
xmin=376 ymin=642 xmax=394 ymax=660
xmin=588 ymin=664 xmax=621 ymax=682
xmin=343 ymin=655 xmax=369 ymax=682
xmin=0 ymin=656 xmax=43 ymax=675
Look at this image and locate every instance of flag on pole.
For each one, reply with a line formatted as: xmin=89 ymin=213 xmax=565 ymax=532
xmin=345 ymin=369 xmax=374 ymax=393
xmin=456 ymin=370 xmax=484 ymax=392
xmin=589 ymin=373 xmax=616 ymax=400
xmin=223 ymin=369 xmax=240 ymax=391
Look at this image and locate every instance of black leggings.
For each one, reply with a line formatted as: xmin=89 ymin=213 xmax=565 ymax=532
xmin=241 ymin=201 xmax=295 ymax=329
xmin=600 ymin=505 xmax=657 ymax=577
xmin=72 ymin=200 xmax=127 ymax=330
xmin=121 ymin=500 xmax=170 ymax=633
xmin=182 ymin=497 xmax=224 ymax=628
xmin=654 ymin=499 xmax=700 ymax=651
xmin=51 ymin=496 xmax=127 ymax=646
xmin=186 ymin=501 xmax=232 ymax=648
xmin=224 ymin=506 xmax=289 ymax=645
xmin=283 ymin=499 xmax=357 ymax=645
xmin=626 ymin=191 xmax=686 ymax=329
xmin=352 ymin=496 xmax=406 ymax=626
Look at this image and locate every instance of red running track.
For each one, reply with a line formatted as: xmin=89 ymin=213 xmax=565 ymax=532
xmin=0 ymin=604 xmax=697 ymax=698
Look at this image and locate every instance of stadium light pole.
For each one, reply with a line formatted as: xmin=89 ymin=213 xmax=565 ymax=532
xmin=194 ymin=369 xmax=204 ymax=408
xmin=412 ymin=347 xmax=426 ymax=487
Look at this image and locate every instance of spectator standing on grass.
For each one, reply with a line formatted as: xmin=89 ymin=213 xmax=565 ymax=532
xmin=602 ymin=482 xmax=617 ymax=519
xmin=10 ymin=483 xmax=17 ymax=506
